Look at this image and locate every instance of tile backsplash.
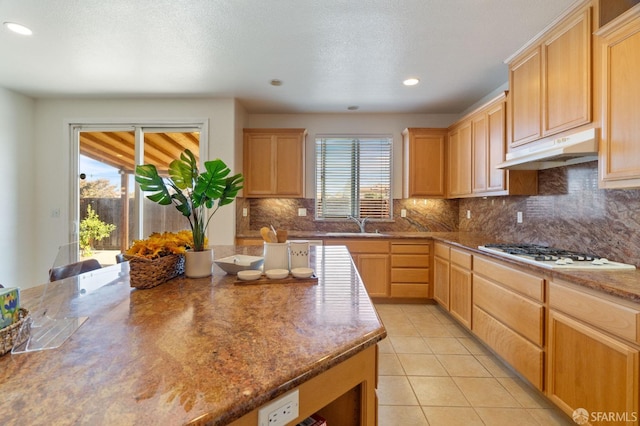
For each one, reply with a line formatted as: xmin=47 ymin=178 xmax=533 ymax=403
xmin=236 ymin=198 xmax=459 ymax=234
xmin=459 ymin=161 xmax=640 ymax=266
xmin=237 ymin=161 xmax=640 ymax=265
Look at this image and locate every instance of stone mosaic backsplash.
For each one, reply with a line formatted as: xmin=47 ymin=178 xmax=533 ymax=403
xmin=236 ymin=197 xmax=459 ymax=234
xmin=237 ymin=161 xmax=640 ymax=266
xmin=459 ymin=161 xmax=640 ymax=266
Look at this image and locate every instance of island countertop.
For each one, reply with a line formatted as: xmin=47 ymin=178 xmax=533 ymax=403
xmin=0 ymin=245 xmax=386 ymax=425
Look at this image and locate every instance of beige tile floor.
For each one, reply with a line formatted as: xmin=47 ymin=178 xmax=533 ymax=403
xmin=374 ymin=303 xmax=574 ymax=426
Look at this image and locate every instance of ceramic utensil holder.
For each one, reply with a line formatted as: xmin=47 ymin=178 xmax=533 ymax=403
xmin=289 ymin=241 xmax=310 ymax=269
xmin=263 ymin=242 xmax=289 ymax=271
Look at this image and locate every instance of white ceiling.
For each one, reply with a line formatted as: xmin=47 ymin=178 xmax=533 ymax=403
xmin=0 ymin=0 xmax=576 ymax=114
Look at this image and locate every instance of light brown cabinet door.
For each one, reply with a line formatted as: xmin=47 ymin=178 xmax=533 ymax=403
xmin=598 ymin=9 xmax=640 ymax=187
xmin=403 ymin=128 xmax=447 ymax=198
xmin=471 ymin=114 xmax=487 ymax=193
xmin=486 ymin=101 xmax=507 ymax=192
xmin=433 ymin=255 xmax=450 ymax=309
xmin=243 ymin=129 xmax=306 ymax=197
xmin=543 ymin=7 xmax=591 ymax=135
xmin=448 ymin=122 xmax=472 ymax=197
xmin=449 ymin=264 xmax=472 ymax=328
xmin=357 ymin=254 xmax=390 ymax=298
xmin=244 ymin=133 xmax=275 ymax=196
xmin=547 ymin=310 xmax=639 ymax=421
xmin=509 ymin=47 xmax=542 ymax=147
xmin=275 ymin=134 xmax=305 ymax=196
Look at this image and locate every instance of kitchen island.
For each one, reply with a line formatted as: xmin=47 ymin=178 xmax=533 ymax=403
xmin=0 ymin=245 xmax=386 ymax=425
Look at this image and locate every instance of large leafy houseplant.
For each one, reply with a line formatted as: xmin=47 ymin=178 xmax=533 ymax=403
xmin=135 ymin=149 xmax=243 ymax=252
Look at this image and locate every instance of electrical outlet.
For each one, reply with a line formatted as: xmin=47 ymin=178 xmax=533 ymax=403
xmin=466 ymin=210 xmax=471 ymax=219
xmin=517 ymin=211 xmax=523 ymax=223
xmin=298 ymin=208 xmax=307 ymax=217
xmin=51 ymin=208 xmax=60 ymax=218
xmin=258 ymin=389 xmax=299 ymax=426
xmin=400 ymin=209 xmax=407 ymax=218
xmin=242 ymin=207 xmax=248 ymax=217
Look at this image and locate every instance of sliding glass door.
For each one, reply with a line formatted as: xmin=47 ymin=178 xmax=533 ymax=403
xmin=73 ymin=123 xmax=204 ymax=266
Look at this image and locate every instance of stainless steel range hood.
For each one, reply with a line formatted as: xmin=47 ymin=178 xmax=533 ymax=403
xmin=497 ymin=128 xmax=598 ymax=170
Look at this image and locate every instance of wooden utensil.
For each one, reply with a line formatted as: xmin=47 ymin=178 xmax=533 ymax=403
xmin=260 ymin=227 xmax=272 ymax=242
xmin=276 ymin=230 xmax=288 ymax=243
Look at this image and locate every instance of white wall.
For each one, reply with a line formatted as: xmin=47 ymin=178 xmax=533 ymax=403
xmin=0 ymin=88 xmax=36 ymax=288
xmin=33 ymin=98 xmax=239 ymax=285
xmin=247 ymin=113 xmax=460 ymax=198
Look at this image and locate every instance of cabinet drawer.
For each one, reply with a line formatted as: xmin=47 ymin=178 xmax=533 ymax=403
xmin=474 ymin=275 xmax=544 ymax=346
xmin=473 ymin=306 xmax=544 ymax=390
xmin=450 ymin=248 xmax=472 ymax=269
xmin=391 ymin=283 xmax=429 ymax=298
xmin=549 ymin=281 xmax=640 ymax=344
xmin=391 ymin=268 xmax=429 ymax=283
xmin=474 ymin=256 xmax=544 ymax=302
xmin=391 ymin=254 xmax=430 ymax=268
xmin=391 ymin=243 xmax=430 ymax=254
xmin=434 ymin=242 xmax=450 ymax=259
xmin=325 ymin=239 xmax=389 ymax=254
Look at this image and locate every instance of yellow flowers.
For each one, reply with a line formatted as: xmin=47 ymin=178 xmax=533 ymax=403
xmin=125 ymin=230 xmax=207 ymax=259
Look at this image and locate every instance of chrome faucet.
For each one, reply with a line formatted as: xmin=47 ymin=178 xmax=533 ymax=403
xmin=348 ymin=215 xmax=368 ymax=233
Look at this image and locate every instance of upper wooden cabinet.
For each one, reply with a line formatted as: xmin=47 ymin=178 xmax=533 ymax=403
xmin=597 ymin=5 xmax=640 ymax=188
xmin=507 ymin=1 xmax=592 ymax=148
xmin=447 ymin=93 xmax=537 ymax=198
xmin=243 ymin=128 xmax=306 ymax=198
xmin=508 ymin=47 xmax=543 ymax=147
xmin=402 ymin=128 xmax=447 ymax=198
xmin=447 ymin=121 xmax=472 ymax=197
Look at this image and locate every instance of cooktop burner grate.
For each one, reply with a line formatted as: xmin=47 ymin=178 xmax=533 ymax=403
xmin=483 ymin=243 xmax=599 ymax=262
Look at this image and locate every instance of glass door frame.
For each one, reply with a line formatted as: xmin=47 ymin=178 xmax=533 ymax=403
xmin=69 ymin=120 xmax=209 ymax=263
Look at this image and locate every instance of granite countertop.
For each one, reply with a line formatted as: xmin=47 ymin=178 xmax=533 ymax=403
xmin=0 ymin=245 xmax=386 ymax=425
xmin=427 ymin=232 xmax=640 ymax=304
xmin=239 ymin=231 xmax=640 ymax=303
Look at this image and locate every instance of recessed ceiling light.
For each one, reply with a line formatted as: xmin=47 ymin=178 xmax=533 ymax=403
xmin=4 ymin=22 xmax=33 ymax=36
xmin=270 ymin=79 xmax=283 ymax=86
xmin=347 ymin=106 xmax=359 ymax=111
xmin=403 ymin=78 xmax=420 ymax=86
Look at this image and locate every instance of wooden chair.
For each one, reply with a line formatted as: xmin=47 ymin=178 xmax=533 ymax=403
xmin=49 ymin=259 xmax=102 ymax=282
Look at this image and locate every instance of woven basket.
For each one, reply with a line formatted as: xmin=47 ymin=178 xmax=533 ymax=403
xmin=1 ymin=308 xmax=30 ymax=356
xmin=126 ymin=254 xmax=185 ymax=289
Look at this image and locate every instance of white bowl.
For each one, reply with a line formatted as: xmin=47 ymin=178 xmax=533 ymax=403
xmin=291 ymin=267 xmax=314 ymax=279
xmin=237 ymin=270 xmax=262 ymax=281
xmin=265 ymin=269 xmax=289 ymax=280
xmin=215 ymin=255 xmax=264 ymax=274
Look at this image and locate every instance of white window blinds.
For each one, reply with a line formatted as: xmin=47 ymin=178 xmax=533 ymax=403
xmin=315 ymin=136 xmax=392 ymax=219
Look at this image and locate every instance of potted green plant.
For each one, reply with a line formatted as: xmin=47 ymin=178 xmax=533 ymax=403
xmin=135 ymin=149 xmax=243 ymax=278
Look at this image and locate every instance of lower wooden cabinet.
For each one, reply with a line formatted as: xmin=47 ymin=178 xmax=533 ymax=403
xmin=324 ymin=239 xmax=390 ymax=298
xmin=432 ymin=243 xmax=472 ymax=329
xmin=547 ymin=310 xmax=639 ymax=423
xmin=390 ymin=241 xmax=431 ymax=299
xmin=433 ymin=242 xmax=451 ymax=309
xmin=473 ymin=305 xmax=544 ymax=390
xmin=472 ymin=255 xmax=545 ymax=390
xmin=356 ymin=253 xmax=390 ymax=298
xmin=449 ymin=248 xmax=472 ymax=328
xmin=547 ymin=280 xmax=640 ymax=422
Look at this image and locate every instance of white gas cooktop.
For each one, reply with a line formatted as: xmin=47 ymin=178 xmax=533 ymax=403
xmin=478 ymin=244 xmax=636 ymax=270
